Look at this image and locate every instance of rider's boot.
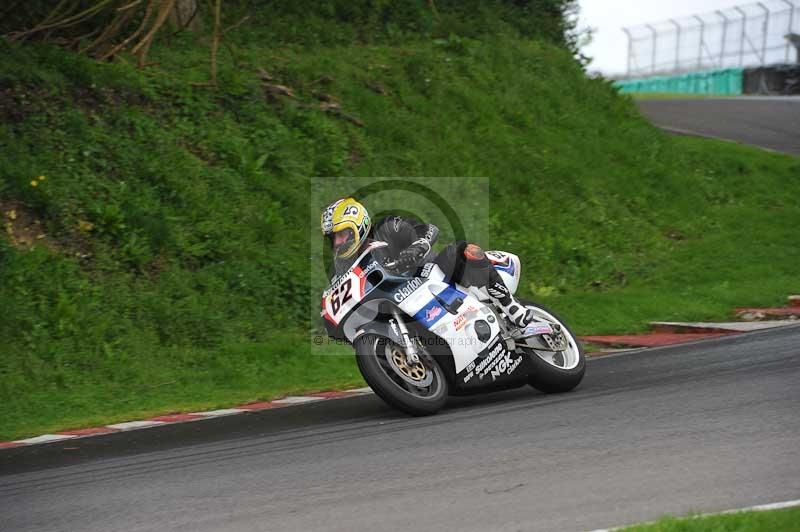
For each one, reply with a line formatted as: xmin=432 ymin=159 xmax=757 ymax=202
xmin=485 ymin=279 xmax=534 ymax=328
xmin=462 ymin=244 xmax=533 ymax=329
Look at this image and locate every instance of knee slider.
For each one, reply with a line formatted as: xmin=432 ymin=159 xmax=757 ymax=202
xmin=463 ymin=244 xmax=486 ymax=261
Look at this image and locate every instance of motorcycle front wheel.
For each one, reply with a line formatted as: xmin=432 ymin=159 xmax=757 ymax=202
xmin=355 ymin=334 xmax=448 ymax=416
xmin=518 ymin=300 xmax=586 ymax=394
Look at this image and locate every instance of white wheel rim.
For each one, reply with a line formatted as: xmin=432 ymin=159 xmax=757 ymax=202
xmin=524 ymin=305 xmax=582 ymax=370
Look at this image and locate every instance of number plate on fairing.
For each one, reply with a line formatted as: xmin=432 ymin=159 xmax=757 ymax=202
xmin=321 ymin=243 xmax=387 ymax=325
xmin=322 ymin=268 xmax=368 ymax=325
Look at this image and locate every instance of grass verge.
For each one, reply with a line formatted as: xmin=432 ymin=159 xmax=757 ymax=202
xmin=3 ymin=338 xmax=363 ymax=440
xmin=621 ymin=506 xmax=800 ymax=531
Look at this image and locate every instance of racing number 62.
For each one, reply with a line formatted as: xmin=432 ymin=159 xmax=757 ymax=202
xmin=331 ymin=278 xmax=353 ymax=315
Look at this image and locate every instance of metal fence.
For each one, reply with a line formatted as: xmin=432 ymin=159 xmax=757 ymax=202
xmin=622 ymin=0 xmax=799 ymax=78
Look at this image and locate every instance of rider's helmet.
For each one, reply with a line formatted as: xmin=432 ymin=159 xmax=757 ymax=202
xmin=321 ymin=197 xmax=371 ymax=259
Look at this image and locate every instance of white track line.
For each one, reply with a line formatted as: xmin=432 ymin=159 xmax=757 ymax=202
xmin=15 ymin=434 xmax=78 ymax=444
xmin=271 ymin=396 xmax=326 ymax=405
xmin=588 ymin=498 xmax=800 ymax=532
xmin=107 ymin=420 xmax=166 ymax=430
xmin=188 ymin=408 xmax=246 ymax=417
xmin=346 ymin=387 xmax=374 ymax=394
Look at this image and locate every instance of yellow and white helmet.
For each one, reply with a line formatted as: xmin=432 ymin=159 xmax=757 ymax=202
xmin=321 ymin=197 xmax=371 ymax=259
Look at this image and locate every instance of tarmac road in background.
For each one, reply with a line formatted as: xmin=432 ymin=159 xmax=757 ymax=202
xmin=2 ymin=325 xmax=799 ymax=532
xmin=637 ymin=97 xmax=800 ymax=156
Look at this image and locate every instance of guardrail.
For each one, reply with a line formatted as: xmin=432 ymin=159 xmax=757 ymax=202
xmin=621 ymin=0 xmax=799 ymax=78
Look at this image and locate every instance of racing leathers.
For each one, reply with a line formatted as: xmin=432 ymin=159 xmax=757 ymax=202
xmin=370 ymin=216 xmax=533 ymax=328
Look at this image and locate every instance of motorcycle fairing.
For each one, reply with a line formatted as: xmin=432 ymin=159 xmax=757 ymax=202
xmin=322 ymin=245 xmax=532 ymax=390
xmin=393 ymin=265 xmax=503 ymax=374
xmin=322 ymin=242 xmax=389 ymax=327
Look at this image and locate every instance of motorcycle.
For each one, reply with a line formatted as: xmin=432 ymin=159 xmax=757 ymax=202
xmin=321 ymin=241 xmax=585 ymax=415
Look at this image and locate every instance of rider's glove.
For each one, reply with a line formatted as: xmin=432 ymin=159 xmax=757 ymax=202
xmin=395 ymin=239 xmax=431 ymax=270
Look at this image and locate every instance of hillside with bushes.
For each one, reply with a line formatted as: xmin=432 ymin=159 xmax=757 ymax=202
xmin=1 ymin=1 xmax=798 ymax=439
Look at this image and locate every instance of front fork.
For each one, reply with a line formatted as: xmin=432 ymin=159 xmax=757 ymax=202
xmin=391 ymin=309 xmax=421 ymax=364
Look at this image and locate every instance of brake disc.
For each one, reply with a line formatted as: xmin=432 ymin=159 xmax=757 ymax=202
xmin=541 ymin=332 xmax=567 ymax=351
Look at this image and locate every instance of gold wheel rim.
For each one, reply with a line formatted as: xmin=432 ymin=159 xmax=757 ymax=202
xmin=390 ymin=347 xmax=427 ymax=382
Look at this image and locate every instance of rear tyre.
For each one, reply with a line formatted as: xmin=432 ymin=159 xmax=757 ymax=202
xmin=518 ymin=300 xmax=586 ymax=394
xmin=355 ymin=334 xmax=448 ymax=416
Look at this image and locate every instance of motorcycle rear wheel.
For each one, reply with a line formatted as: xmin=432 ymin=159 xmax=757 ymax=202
xmin=355 ymin=334 xmax=448 ymax=416
xmin=518 ymin=300 xmax=586 ymax=394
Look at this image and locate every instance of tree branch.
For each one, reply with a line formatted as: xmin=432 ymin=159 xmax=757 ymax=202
xmin=131 ymin=0 xmax=177 ymax=59
xmin=208 ymin=0 xmax=222 ymax=85
xmin=428 ymin=0 xmax=441 ymax=22
xmin=9 ymin=0 xmax=113 ymax=43
xmin=98 ymin=0 xmax=156 ymax=61
xmin=222 ymin=15 xmax=249 ymax=35
xmin=81 ymin=6 xmax=137 ymax=55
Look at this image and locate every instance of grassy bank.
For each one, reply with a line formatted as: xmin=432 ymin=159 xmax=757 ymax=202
xmin=1 ymin=27 xmax=798 ymax=439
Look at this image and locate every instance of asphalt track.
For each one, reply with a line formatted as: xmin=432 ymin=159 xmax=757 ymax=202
xmin=2 ymin=325 xmax=799 ymax=532
xmin=637 ymin=97 xmax=800 ymax=156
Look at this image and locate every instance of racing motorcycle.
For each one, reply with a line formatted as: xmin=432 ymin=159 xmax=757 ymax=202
xmin=321 ymin=241 xmax=585 ymax=415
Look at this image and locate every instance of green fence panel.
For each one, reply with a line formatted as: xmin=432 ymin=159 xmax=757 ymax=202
xmin=615 ymin=68 xmax=744 ymax=95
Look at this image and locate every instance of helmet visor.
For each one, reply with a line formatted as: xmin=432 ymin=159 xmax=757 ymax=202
xmin=329 ymin=228 xmax=356 ymax=259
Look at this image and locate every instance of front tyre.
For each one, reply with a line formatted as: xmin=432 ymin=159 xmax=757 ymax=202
xmin=518 ymin=300 xmax=586 ymax=394
xmin=355 ymin=334 xmax=448 ymax=416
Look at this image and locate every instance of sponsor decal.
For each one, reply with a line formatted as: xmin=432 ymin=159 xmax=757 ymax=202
xmin=414 ymin=295 xmax=451 ymax=327
xmin=420 ymin=262 xmax=435 ymax=278
xmin=358 ymin=261 xmax=380 ymax=278
xmin=461 ymin=360 xmax=477 ymax=383
xmin=490 ymin=351 xmax=522 ymax=381
xmin=472 ymin=340 xmax=523 ymax=382
xmin=453 ymin=305 xmax=479 ymax=331
xmin=321 ymin=201 xmax=340 ymax=233
xmin=327 ymin=270 xmax=352 ymax=294
xmin=426 ymin=306 xmax=443 ymax=321
xmin=487 ymin=251 xmax=515 ymax=275
xmin=474 ymin=341 xmax=504 ymax=374
xmin=389 ymin=319 xmax=400 ymax=338
xmin=523 ymin=323 xmax=554 ymax=336
xmin=394 ymin=277 xmax=425 ymax=302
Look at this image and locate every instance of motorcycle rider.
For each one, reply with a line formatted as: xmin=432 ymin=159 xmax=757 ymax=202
xmin=321 ymin=197 xmax=533 ymax=328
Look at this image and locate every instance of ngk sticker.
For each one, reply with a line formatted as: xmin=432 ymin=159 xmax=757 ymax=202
xmin=475 ymin=340 xmax=522 ymax=382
